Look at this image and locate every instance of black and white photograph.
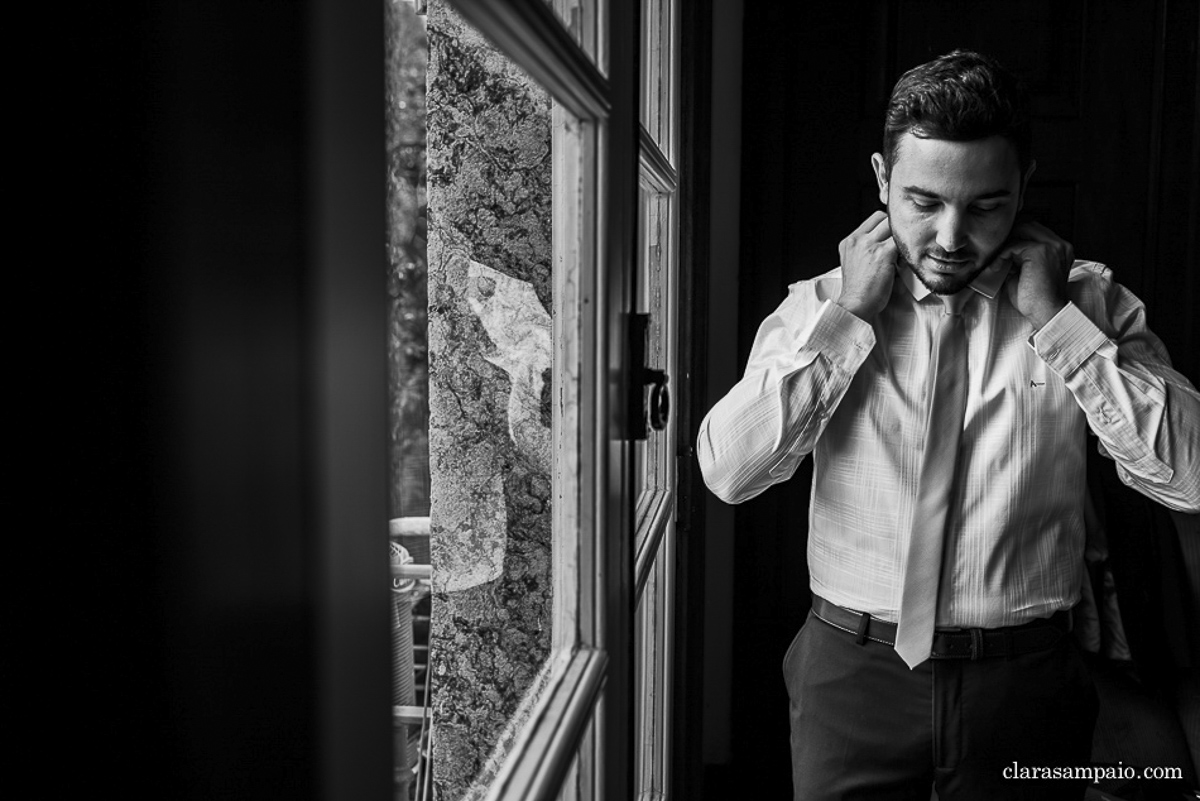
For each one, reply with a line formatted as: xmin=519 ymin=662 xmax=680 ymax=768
xmin=16 ymin=1 xmax=1198 ymax=799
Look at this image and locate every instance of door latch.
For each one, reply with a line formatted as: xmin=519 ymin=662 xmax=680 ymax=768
xmin=627 ymin=313 xmax=670 ymax=440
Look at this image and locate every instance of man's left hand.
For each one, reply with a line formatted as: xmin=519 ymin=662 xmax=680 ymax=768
xmin=998 ymin=220 xmax=1072 ymax=330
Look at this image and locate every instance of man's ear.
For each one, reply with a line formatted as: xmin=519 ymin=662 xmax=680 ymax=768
xmin=871 ymin=153 xmax=889 ymax=206
xmin=1018 ymin=159 xmax=1037 ymax=211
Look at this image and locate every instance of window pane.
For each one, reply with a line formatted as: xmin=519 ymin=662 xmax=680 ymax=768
xmin=639 ymin=0 xmax=674 ymax=159
xmin=412 ymin=2 xmax=596 ymax=797
xmin=634 ymin=186 xmax=672 ymax=556
xmin=548 ymin=0 xmax=606 ymax=75
xmin=634 ymin=534 xmax=673 ymax=796
xmin=387 ymin=1 xmax=431 ymax=523
xmin=385 ymin=3 xmax=430 ymax=797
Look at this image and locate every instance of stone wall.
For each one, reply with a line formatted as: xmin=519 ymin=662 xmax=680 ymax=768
xmin=426 ymin=1 xmax=555 ymax=797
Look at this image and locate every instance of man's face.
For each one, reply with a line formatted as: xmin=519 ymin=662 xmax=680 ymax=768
xmin=872 ymin=133 xmax=1032 ymax=295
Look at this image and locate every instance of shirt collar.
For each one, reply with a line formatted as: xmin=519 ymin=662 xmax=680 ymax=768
xmin=895 ymin=259 xmax=1011 ymax=303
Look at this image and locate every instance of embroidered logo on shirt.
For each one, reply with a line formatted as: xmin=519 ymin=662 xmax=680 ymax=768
xmin=1030 ymin=380 xmax=1045 ymax=388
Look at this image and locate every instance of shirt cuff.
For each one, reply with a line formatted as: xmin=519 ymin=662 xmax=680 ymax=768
xmin=1031 ymin=302 xmax=1111 ymax=377
xmin=801 ymin=300 xmax=876 ymax=373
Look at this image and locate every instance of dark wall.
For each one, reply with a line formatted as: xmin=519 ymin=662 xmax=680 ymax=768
xmin=17 ymin=3 xmax=391 ymax=796
xmin=18 ymin=5 xmax=171 ymax=791
xmin=731 ymin=1 xmax=1200 ymax=793
xmin=740 ymin=0 xmax=1199 ymax=370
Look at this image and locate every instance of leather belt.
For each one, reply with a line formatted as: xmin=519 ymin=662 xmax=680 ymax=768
xmin=810 ymin=594 xmax=1071 ymax=660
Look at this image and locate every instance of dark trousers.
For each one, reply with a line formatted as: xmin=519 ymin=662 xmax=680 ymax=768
xmin=784 ymin=611 xmax=1099 ymax=800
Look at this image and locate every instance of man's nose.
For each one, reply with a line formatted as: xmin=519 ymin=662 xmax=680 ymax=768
xmin=935 ymin=209 xmax=968 ymax=253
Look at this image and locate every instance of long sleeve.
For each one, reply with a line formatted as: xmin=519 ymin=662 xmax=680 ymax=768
xmin=1032 ymin=263 xmax=1200 ymax=513
xmin=697 ymin=276 xmax=876 ymax=504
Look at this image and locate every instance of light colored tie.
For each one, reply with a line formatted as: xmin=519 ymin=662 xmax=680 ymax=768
xmin=895 ymin=291 xmax=970 ymax=669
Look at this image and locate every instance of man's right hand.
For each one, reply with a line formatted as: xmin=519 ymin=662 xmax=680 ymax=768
xmin=835 ymin=210 xmax=897 ymax=321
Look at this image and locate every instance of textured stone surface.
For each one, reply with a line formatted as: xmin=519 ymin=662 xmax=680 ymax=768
xmin=426 ymin=1 xmax=554 ymax=798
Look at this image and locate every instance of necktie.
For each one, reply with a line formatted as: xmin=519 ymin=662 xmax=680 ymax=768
xmin=894 ymin=291 xmax=970 ymax=669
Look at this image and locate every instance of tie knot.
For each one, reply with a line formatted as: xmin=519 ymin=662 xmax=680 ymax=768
xmin=941 ymin=290 xmax=970 ymax=316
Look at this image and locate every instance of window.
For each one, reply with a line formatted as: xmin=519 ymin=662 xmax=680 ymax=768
xmin=386 ymin=1 xmax=682 ymax=798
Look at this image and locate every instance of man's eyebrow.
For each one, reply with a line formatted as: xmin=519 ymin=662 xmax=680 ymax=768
xmin=902 ymin=185 xmax=1012 ymax=201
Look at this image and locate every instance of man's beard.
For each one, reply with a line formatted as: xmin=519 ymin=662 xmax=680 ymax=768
xmin=894 ymin=238 xmax=992 ymax=296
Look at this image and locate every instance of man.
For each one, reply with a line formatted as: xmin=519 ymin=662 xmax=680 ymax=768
xmin=697 ymin=50 xmax=1200 ymax=799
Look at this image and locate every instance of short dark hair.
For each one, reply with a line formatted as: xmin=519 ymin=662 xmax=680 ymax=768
xmin=882 ymin=50 xmax=1031 ymax=176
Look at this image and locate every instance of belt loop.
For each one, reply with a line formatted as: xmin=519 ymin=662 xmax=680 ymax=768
xmin=1001 ymin=629 xmax=1012 ymax=660
xmin=969 ymin=628 xmax=984 ymax=660
xmin=855 ymin=612 xmax=872 ymax=646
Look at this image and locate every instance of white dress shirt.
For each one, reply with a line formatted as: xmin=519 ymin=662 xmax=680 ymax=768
xmin=697 ymin=260 xmax=1200 ymax=628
